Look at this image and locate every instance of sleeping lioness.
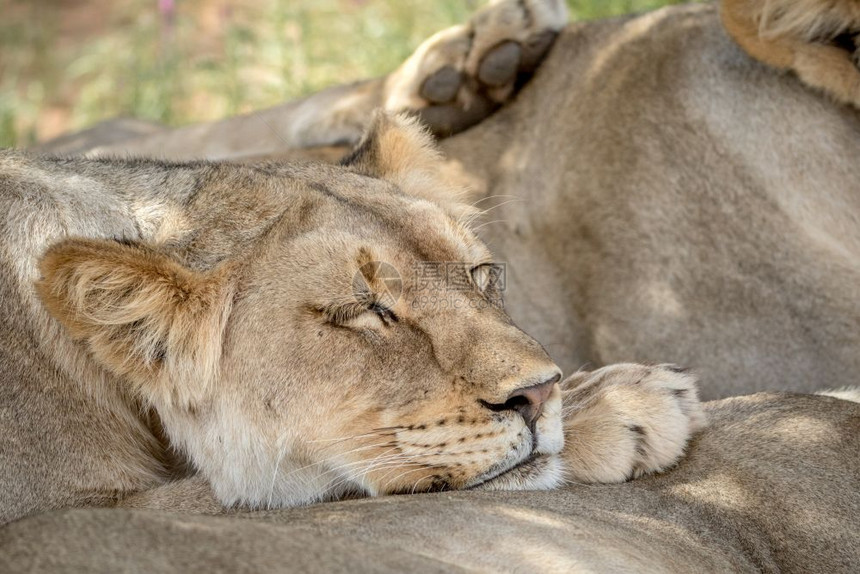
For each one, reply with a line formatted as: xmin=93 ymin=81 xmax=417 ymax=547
xmin=6 ymin=0 xmax=860 ymax=570
xmin=0 ymin=114 xmax=706 ymax=525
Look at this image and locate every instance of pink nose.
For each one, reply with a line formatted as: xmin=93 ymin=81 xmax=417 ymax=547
xmin=490 ymin=374 xmax=559 ymax=427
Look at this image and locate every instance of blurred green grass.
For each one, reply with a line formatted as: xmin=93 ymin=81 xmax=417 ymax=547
xmin=0 ymin=0 xmax=690 ymax=147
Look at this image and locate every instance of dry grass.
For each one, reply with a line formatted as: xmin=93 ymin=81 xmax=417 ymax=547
xmin=0 ymin=0 xmax=690 ymax=147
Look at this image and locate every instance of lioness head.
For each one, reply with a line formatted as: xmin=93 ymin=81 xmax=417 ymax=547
xmin=35 ymin=113 xmax=563 ymax=508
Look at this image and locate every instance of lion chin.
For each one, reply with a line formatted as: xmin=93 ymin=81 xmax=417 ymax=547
xmin=469 ymin=454 xmax=565 ymax=492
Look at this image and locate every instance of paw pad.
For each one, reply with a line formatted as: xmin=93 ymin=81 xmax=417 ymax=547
xmin=420 ymin=66 xmax=464 ymax=104
xmin=477 ymin=41 xmax=522 ymax=87
xmin=385 ymin=0 xmax=568 ymax=136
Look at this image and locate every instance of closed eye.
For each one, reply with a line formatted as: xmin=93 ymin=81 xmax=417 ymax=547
xmin=318 ymin=301 xmax=366 ymax=325
xmin=320 ymin=299 xmax=397 ymax=327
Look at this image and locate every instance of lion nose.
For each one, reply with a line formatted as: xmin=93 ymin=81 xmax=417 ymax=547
xmin=488 ymin=374 xmax=560 ymax=427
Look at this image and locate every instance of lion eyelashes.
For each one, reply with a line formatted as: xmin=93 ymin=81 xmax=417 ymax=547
xmin=317 ymin=299 xmax=397 ymax=327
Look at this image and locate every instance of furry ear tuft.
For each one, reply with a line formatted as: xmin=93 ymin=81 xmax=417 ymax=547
xmin=36 ymin=238 xmax=235 ymax=408
xmin=342 ymin=111 xmax=477 ymax=220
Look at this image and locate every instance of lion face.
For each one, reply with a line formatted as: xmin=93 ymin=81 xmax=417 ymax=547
xmin=36 ymin=113 xmax=563 ymax=509
xmin=212 ymin=195 xmax=563 ymax=506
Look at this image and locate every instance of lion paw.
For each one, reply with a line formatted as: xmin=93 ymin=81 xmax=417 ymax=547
xmin=560 ymin=364 xmax=707 ymax=484
xmin=384 ymin=0 xmax=568 ymax=136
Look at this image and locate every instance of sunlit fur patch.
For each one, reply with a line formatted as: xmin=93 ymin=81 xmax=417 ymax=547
xmin=817 ymin=386 xmax=860 ymax=403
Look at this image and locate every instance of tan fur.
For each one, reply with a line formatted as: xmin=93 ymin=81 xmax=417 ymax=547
xmin=36 ymin=239 xmax=235 ymax=409
xmin=341 ymin=112 xmax=477 ymax=220
xmin=722 ymin=0 xmax=860 ymax=107
xmin=817 ymin=386 xmax=860 ymax=402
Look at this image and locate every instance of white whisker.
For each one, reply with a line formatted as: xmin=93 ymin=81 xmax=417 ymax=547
xmin=308 ymin=428 xmax=403 ymax=445
xmin=469 ymin=194 xmax=519 ymax=206
xmin=266 ymin=432 xmax=291 ymax=509
xmin=471 ymin=219 xmax=508 ymax=232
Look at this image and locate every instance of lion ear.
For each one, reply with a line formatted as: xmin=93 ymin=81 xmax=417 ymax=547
xmin=341 ymin=111 xmax=475 ymax=219
xmin=35 ymin=238 xmax=235 ymax=408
